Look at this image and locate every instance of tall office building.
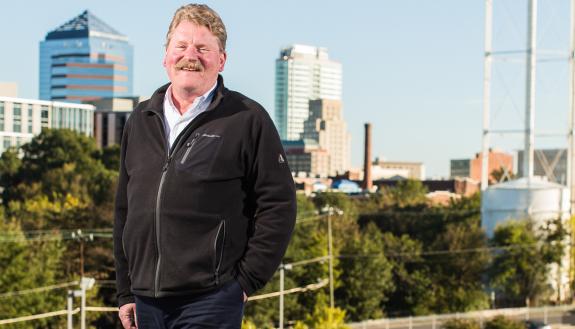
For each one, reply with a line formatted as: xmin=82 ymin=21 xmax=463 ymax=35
xmin=302 ymin=99 xmax=350 ymax=176
xmin=275 ymin=44 xmax=342 ymax=140
xmin=39 ymin=10 xmax=133 ymax=102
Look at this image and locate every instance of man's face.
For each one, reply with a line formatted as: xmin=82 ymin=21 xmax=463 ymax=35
xmin=164 ymin=20 xmax=226 ymax=95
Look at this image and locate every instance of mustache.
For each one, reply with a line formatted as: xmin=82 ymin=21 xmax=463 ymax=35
xmin=174 ymin=59 xmax=204 ymax=71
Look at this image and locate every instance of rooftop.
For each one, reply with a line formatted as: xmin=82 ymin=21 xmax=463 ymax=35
xmin=45 ymin=10 xmax=128 ymax=42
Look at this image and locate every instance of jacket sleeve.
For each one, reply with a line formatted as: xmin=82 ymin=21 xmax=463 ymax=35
xmin=113 ymin=115 xmax=134 ymax=307
xmin=236 ymin=107 xmax=297 ymax=296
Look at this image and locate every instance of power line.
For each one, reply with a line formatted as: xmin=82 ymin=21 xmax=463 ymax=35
xmin=0 ymin=281 xmax=78 ymax=298
xmin=248 ymin=279 xmax=329 ymax=301
xmin=0 ymin=229 xmax=113 ymax=242
xmin=0 ymin=212 xmax=327 ymax=242
xmin=0 ymin=308 xmax=76 ymax=325
xmin=338 ymin=242 xmax=548 ymax=260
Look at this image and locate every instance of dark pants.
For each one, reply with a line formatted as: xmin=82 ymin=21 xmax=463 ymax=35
xmin=134 ymin=280 xmax=245 ymax=329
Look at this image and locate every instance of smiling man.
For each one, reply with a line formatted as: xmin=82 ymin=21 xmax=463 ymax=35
xmin=113 ymin=4 xmax=297 ymax=328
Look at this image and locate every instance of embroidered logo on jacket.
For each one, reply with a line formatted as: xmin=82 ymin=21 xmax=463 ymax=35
xmin=278 ymin=154 xmax=285 ymax=164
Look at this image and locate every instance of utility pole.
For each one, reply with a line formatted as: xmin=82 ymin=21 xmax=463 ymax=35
xmin=67 ymin=290 xmax=74 ymax=329
xmin=524 ymin=0 xmax=538 ymax=180
xmin=327 ymin=207 xmax=334 ymax=310
xmin=481 ymin=0 xmax=493 ymax=191
xmin=279 ymin=263 xmax=285 ymax=329
xmin=278 ymin=263 xmax=292 ymax=329
xmin=70 ymin=277 xmax=95 ymax=329
xmin=71 ymin=230 xmax=94 ymax=277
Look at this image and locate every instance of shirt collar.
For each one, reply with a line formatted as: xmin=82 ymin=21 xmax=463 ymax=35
xmin=165 ymin=80 xmax=218 ymax=116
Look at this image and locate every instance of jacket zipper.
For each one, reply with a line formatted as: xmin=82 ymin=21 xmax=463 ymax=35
xmin=214 ymin=220 xmax=226 ymax=286
xmin=180 ymin=133 xmax=200 ymax=164
xmin=151 ymin=107 xmax=212 ymax=297
xmin=155 ymin=155 xmax=171 ymax=296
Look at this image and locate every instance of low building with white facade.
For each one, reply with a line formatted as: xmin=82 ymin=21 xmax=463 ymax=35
xmin=0 ymin=96 xmax=94 ymax=154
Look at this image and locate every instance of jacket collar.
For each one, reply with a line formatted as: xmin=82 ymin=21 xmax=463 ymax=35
xmin=143 ymin=75 xmax=226 ymax=115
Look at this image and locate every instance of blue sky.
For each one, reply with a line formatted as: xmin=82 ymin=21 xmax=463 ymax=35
xmin=1 ymin=0 xmax=571 ymax=177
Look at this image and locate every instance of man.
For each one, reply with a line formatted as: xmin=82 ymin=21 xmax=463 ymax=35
xmin=113 ymin=4 xmax=296 ymax=328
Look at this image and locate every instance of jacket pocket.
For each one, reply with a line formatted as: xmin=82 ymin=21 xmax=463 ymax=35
xmin=214 ymin=220 xmax=226 ymax=285
xmin=160 ymin=213 xmax=226 ymax=292
xmin=176 ymin=133 xmax=222 ymax=176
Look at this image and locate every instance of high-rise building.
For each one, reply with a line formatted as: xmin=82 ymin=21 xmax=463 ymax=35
xmin=275 ymin=44 xmax=342 ymax=140
xmin=0 ymin=96 xmax=94 ymax=154
xmin=302 ymin=99 xmax=350 ymax=176
xmin=39 ymin=10 xmax=133 ymax=102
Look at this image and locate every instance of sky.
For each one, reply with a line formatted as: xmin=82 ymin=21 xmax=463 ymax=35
xmin=0 ymin=0 xmax=572 ymax=178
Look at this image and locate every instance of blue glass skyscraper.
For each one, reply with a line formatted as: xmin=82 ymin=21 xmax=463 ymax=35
xmin=39 ymin=10 xmax=133 ymax=102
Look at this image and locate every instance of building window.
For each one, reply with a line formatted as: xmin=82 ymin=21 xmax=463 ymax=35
xmin=41 ymin=105 xmax=49 ymax=128
xmin=28 ymin=108 xmax=33 ymax=133
xmin=0 ymin=102 xmax=4 ymax=131
xmin=3 ymin=137 xmax=10 ymax=150
xmin=13 ymin=103 xmax=22 ymax=133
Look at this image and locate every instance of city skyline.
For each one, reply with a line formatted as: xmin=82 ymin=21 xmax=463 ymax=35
xmin=1 ymin=0 xmax=573 ymax=178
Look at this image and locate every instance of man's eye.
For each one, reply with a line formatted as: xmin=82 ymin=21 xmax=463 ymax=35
xmin=198 ymin=48 xmax=209 ymax=53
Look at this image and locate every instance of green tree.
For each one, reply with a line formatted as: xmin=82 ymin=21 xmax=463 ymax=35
xmin=0 ymin=129 xmax=120 ymax=327
xmin=484 ymin=316 xmax=524 ymax=329
xmin=304 ymin=295 xmax=350 ymax=329
xmin=490 ymin=220 xmax=550 ymax=306
xmin=490 ymin=167 xmax=516 ymax=184
xmin=381 ymin=233 xmax=435 ymax=316
xmin=540 ymin=217 xmax=569 ymax=303
xmin=1 ymin=129 xmax=116 ymax=207
xmin=427 ymin=217 xmax=490 ymax=313
xmin=337 ymin=222 xmax=393 ymax=321
xmin=244 ymin=195 xmax=325 ymax=327
xmin=442 ymin=319 xmax=481 ymax=329
xmin=381 ymin=179 xmax=428 ymax=208
xmin=0 ymin=218 xmax=65 ymax=328
xmin=97 ymin=144 xmax=121 ymax=171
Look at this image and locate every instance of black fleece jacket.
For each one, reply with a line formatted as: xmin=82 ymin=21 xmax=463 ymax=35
xmin=113 ymin=76 xmax=296 ymax=307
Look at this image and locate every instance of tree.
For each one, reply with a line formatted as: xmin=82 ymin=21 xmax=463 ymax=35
xmin=0 ymin=129 xmax=120 ymax=327
xmin=490 ymin=220 xmax=550 ymax=306
xmin=427 ymin=217 xmax=490 ymax=313
xmin=539 ymin=217 xmax=569 ymax=303
xmin=337 ymin=222 xmax=393 ymax=321
xmin=0 ymin=218 xmax=65 ymax=328
xmin=381 ymin=233 xmax=435 ymax=317
xmin=443 ymin=319 xmax=481 ymax=329
xmin=244 ymin=195 xmax=325 ymax=327
xmin=380 ymin=179 xmax=428 ymax=208
xmin=490 ymin=167 xmax=516 ymax=184
xmin=303 ymin=295 xmax=350 ymax=329
xmin=1 ymin=129 xmax=116 ymax=207
xmin=484 ymin=316 xmax=524 ymax=329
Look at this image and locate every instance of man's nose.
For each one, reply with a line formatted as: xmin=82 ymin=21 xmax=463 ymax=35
xmin=183 ymin=46 xmax=200 ymax=58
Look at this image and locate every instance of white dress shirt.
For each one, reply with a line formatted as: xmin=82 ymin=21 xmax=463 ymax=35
xmin=163 ymin=81 xmax=217 ymax=148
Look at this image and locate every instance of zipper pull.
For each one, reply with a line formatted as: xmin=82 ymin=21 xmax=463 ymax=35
xmin=162 ymin=156 xmax=172 ymax=172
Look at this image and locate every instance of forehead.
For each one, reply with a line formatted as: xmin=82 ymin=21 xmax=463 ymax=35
xmin=171 ymin=20 xmax=217 ymax=42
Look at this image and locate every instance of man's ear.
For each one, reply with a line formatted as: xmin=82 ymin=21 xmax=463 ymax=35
xmin=219 ymin=51 xmax=227 ymax=72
